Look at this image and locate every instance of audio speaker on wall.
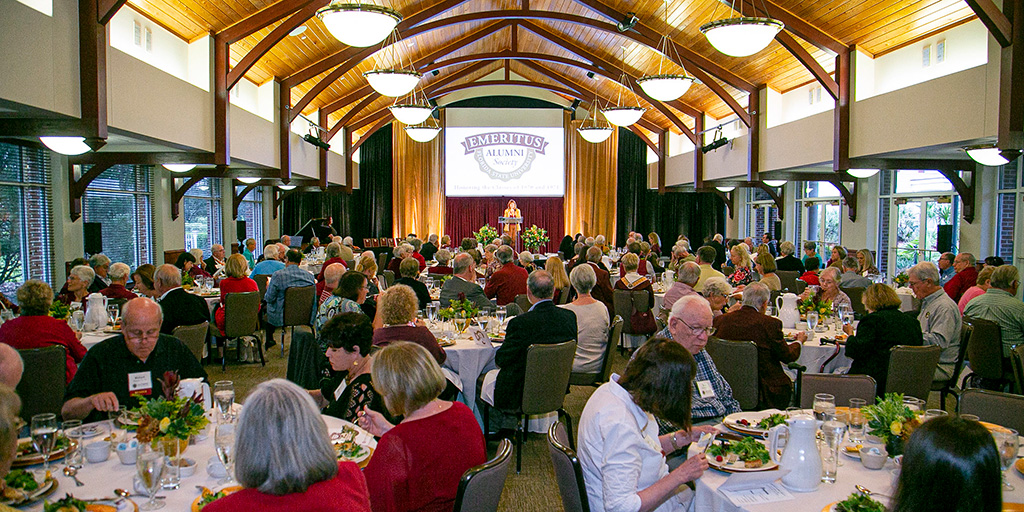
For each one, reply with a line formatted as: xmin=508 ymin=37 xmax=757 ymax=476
xmin=236 ymin=220 xmax=247 ymax=241
xmin=937 ymin=224 xmax=953 ymax=254
xmin=83 ymin=222 xmax=102 ymax=255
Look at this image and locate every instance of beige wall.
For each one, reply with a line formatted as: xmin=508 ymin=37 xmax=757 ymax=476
xmin=1 ymin=0 xmax=80 ymax=116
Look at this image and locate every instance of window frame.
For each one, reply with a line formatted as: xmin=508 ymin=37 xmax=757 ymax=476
xmin=878 ymin=169 xmax=961 ymax=279
xmin=81 ymin=164 xmax=154 ymax=270
xmin=795 ymin=181 xmax=843 ymax=261
xmin=183 ymin=177 xmax=223 ymax=258
xmin=0 ymin=143 xmax=54 ymax=297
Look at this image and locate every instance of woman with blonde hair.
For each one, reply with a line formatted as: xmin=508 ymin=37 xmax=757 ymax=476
xmin=726 ymin=243 xmax=755 ymax=287
xmin=371 ymin=285 xmax=445 ymax=365
xmin=546 ymin=256 xmax=571 ymax=304
xmin=215 ymin=254 xmax=259 ymax=338
xmin=648 ymin=232 xmax=662 ymax=256
xmin=354 ymin=253 xmax=381 ymax=295
xmin=754 ymin=251 xmax=781 ymax=291
xmin=857 ymin=249 xmax=880 ymax=276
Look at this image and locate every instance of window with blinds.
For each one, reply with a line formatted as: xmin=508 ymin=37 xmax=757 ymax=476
xmin=0 ymin=142 xmax=54 ymax=300
xmin=184 ymin=177 xmax=222 ymax=258
xmin=82 ymin=165 xmax=153 ymax=269
xmin=236 ymin=186 xmax=264 ymax=257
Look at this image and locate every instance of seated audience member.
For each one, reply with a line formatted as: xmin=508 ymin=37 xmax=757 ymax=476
xmin=584 ymin=246 xmax=616 ymax=315
xmin=309 ymin=313 xmax=393 ymax=423
xmin=827 ymin=245 xmax=847 ymax=269
xmin=713 ymin=283 xmax=804 ymax=409
xmin=798 ymin=256 xmax=822 ymax=285
xmin=420 ymin=234 xmax=439 ymax=262
xmin=57 ymin=265 xmax=94 ymax=310
xmin=984 ymin=256 xmax=1005 ymax=268
xmin=839 ymin=256 xmax=872 ymax=288
xmin=438 ymin=253 xmax=492 ymax=310
xmin=203 ymin=379 xmax=371 ymax=512
xmin=317 ymin=271 xmax=368 ymax=331
xmin=317 ymin=242 xmax=347 ymax=282
xmin=438 ymin=235 xmax=451 ymax=250
xmin=844 ymin=284 xmax=923 ymax=395
xmin=801 ymin=241 xmax=822 ymax=270
xmin=264 ymin=250 xmax=317 ymax=345
xmin=131 ymin=264 xmax=158 ymax=298
xmin=937 ymin=252 xmax=956 ymax=286
xmin=484 ymin=245 xmax=529 ymax=306
xmin=354 ymin=254 xmax=381 ymax=296
xmin=774 ymin=241 xmax=804 ymax=272
xmin=754 ymin=251 xmax=781 ymax=292
xmin=760 ymin=233 xmax=778 ymax=257
xmin=317 ymin=263 xmax=345 ymax=306
xmin=546 ymin=256 xmax=571 ymax=304
xmin=944 ymin=252 xmax=979 ymax=303
xmin=189 ymin=249 xmax=213 ymax=279
xmin=857 ymin=249 xmax=880 ymax=276
xmin=371 ymin=285 xmax=445 ymax=365
xmin=558 ymin=235 xmax=574 ymax=260
xmin=661 ymin=261 xmax=701 ymax=321
xmin=0 ymin=383 xmax=24 ymax=493
xmin=154 ymin=264 xmax=211 ymax=335
xmin=302 ymin=237 xmax=321 ymax=255
xmin=387 ymin=244 xmax=412 ymax=274
xmin=700 ymin=277 xmax=737 ymax=318
xmin=803 ymin=267 xmax=852 ymax=311
xmin=427 ymin=249 xmax=453 ymax=275
xmin=481 ymin=244 xmax=501 ymax=278
xmin=204 ymin=244 xmax=227 ymax=275
xmin=251 ymin=244 xmax=285 ymax=276
xmin=890 ymin=416 xmax=1001 ymax=512
xmin=657 ymin=295 xmax=741 ymax=426
xmin=357 ymin=342 xmax=486 ymax=512
xmin=338 ymin=238 xmax=356 ymax=262
xmin=62 ymin=297 xmax=207 ymax=422
xmin=175 ymin=251 xmax=210 ymax=281
xmin=0 ymin=344 xmax=24 ymax=389
xmin=519 ymin=251 xmax=536 ymax=273
xmin=906 ymin=262 xmax=961 ymax=380
xmin=694 ymin=245 xmax=726 ymax=292
xmin=615 ymin=254 xmax=655 ymax=332
xmin=99 ymin=262 xmax=138 ymax=300
xmin=963 ymin=265 xmax=1024 ymax=361
xmin=214 ymin=254 xmax=260 ymax=338
xmin=667 ymin=242 xmax=696 ymax=274
xmin=578 ymin=338 xmax=712 ymax=512
xmin=395 ymin=257 xmax=430 ymax=310
xmin=726 ymin=244 xmax=756 ymax=287
xmin=0 ymin=280 xmax=87 ymax=384
xmin=560 ymin=264 xmax=610 ymax=374
xmin=408 ymin=238 xmax=427 ymax=272
xmin=242 ymin=238 xmax=257 ymax=269
xmin=88 ymin=253 xmax=111 ymax=293
xmin=958 ymin=266 xmax=994 ymax=313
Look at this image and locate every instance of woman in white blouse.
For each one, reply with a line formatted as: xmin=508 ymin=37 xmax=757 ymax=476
xmin=578 ymin=338 xmax=714 ymax=512
xmin=561 ymin=263 xmax=610 ymax=374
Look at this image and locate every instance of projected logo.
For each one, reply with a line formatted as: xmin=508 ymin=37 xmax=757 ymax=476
xmin=460 ymin=131 xmax=550 ymax=181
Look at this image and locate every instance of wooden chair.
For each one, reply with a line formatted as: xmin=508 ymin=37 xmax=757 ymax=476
xmin=798 ymin=374 xmax=877 ymax=409
xmin=452 ymin=439 xmax=513 ymax=512
xmin=960 ymin=388 xmax=1024 ymax=433
xmin=885 ymin=345 xmax=941 ymax=400
xmin=222 ymin=291 xmax=263 ymax=370
xmin=705 ymin=337 xmax=759 ymax=410
xmin=279 ymin=285 xmax=317 ymax=356
xmin=548 ymin=421 xmax=590 ymax=512
xmin=570 ymin=316 xmax=623 ymax=387
xmin=172 ymin=321 xmax=209 ymax=364
xmin=15 ymin=346 xmax=65 ymax=423
xmin=931 ymin=322 xmax=973 ymax=409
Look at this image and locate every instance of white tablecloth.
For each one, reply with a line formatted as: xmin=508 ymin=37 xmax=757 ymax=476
xmin=80 ymin=332 xmax=116 ymax=351
xmin=783 ymin=326 xmax=852 ymax=375
xmin=437 ymin=335 xmax=499 ymax=426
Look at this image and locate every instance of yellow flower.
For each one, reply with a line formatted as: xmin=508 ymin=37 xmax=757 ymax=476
xmin=890 ymin=420 xmax=902 ymax=436
xmin=159 ymin=417 xmax=171 ymax=433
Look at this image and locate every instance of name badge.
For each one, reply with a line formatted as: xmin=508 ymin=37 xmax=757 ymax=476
xmin=696 ymin=380 xmax=715 ymax=399
xmin=333 ymin=379 xmax=349 ymax=401
xmin=128 ymin=371 xmax=153 ymax=397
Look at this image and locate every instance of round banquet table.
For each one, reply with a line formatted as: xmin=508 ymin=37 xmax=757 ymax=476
xmin=782 ymin=324 xmax=853 ymax=375
xmin=428 ymin=323 xmax=499 ymax=428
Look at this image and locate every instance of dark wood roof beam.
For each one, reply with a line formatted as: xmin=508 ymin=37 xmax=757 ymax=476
xmin=321 ymin=86 xmax=374 ymax=117
xmin=752 ymin=0 xmax=849 ymax=56
xmin=97 ymin=0 xmax=128 ymax=25
xmin=326 ymin=94 xmax=378 ymax=141
xmin=965 ymin=0 xmax=1013 ymax=47
xmin=776 ymin=31 xmax=838 ymax=100
xmin=227 ymin=1 xmax=326 ymax=89
xmin=219 ymin=0 xmax=318 ymax=44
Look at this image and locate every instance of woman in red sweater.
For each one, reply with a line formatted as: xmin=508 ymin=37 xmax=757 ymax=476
xmin=214 ymin=254 xmax=260 ymax=338
xmin=203 ymin=378 xmax=371 ymax=512
xmin=0 ymin=280 xmax=86 ymax=384
xmin=358 ymin=342 xmax=486 ymax=512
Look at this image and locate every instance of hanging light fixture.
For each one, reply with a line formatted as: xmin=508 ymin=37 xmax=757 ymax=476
xmin=388 ymin=86 xmax=433 ymax=124
xmin=364 ymin=29 xmax=421 ymax=97
xmin=700 ymin=0 xmax=783 ymax=57
xmin=601 ymin=46 xmax=645 ymax=127
xmin=237 ymin=177 xmax=262 ymax=184
xmin=964 ymin=144 xmax=1021 ymax=166
xmin=316 ymin=2 xmax=401 ymax=48
xmin=637 ymin=0 xmax=695 ymax=102
xmin=715 ymin=186 xmax=736 ymax=192
xmin=162 ymin=163 xmax=196 ymax=173
xmin=763 ymin=179 xmax=787 ymax=187
xmin=847 ymin=169 xmax=879 ymax=179
xmin=577 ymin=96 xmax=614 ymax=143
xmin=40 ymin=136 xmax=90 ymax=155
xmin=404 ymin=108 xmax=441 ymax=142
xmin=278 ymin=184 xmax=297 ymax=191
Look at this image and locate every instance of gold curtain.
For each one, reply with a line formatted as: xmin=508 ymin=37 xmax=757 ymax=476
xmin=392 ymin=120 xmax=445 ymax=239
xmin=564 ymin=111 xmax=618 ymax=246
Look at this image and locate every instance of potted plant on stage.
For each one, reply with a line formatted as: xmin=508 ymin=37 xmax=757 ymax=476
xmin=438 ymin=293 xmax=479 ymax=334
xmin=473 ymin=224 xmax=499 ymax=247
xmin=521 ymin=225 xmax=550 ymax=253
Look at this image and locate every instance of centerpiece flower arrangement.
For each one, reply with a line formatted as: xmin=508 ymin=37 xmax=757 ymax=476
xmin=862 ymin=393 xmax=920 ymax=456
xmin=521 ymin=225 xmax=550 ymax=252
xmin=438 ymin=294 xmax=479 ymax=333
xmin=473 ymin=224 xmax=499 ymax=246
xmin=48 ymin=301 xmax=70 ymax=320
xmin=893 ymin=271 xmax=909 ymax=288
xmin=797 ymin=295 xmax=833 ymax=316
xmin=135 ymin=371 xmax=208 ymax=456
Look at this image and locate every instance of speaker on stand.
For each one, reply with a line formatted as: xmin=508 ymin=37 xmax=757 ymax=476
xmin=937 ymin=225 xmax=953 ymax=254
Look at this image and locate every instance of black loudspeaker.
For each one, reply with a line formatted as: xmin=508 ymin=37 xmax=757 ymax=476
xmin=773 ymin=221 xmax=783 ymax=240
xmin=937 ymin=225 xmax=953 ymax=253
xmin=83 ymin=222 xmax=102 ymax=255
xmin=236 ymin=221 xmax=247 ymax=241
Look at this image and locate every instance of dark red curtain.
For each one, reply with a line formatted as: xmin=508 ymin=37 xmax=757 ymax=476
xmin=444 ymin=197 xmax=564 ymax=253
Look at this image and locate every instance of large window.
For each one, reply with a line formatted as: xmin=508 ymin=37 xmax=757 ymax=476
xmin=0 ymin=143 xmax=53 ymax=299
xmin=877 ymin=170 xmax=959 ymax=278
xmin=82 ymin=165 xmax=153 ymax=269
xmin=183 ymin=177 xmax=222 ymax=258
xmin=796 ymin=181 xmax=842 ymax=259
xmin=996 ymin=160 xmax=1021 ymax=268
xmin=235 ymin=186 xmax=264 ymax=256
xmin=744 ymin=188 xmax=779 ymax=240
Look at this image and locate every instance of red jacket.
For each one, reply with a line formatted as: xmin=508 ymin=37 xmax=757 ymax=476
xmin=944 ymin=266 xmax=978 ymax=303
xmin=799 ymin=271 xmax=820 ymax=286
xmin=484 ymin=262 xmax=528 ymax=306
xmin=412 ymin=251 xmax=427 ymax=271
xmin=0 ymin=315 xmax=87 ymax=384
xmin=203 ymin=461 xmax=370 ymax=512
xmin=99 ymin=284 xmax=137 ymax=300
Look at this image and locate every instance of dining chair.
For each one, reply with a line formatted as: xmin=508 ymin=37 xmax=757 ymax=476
xmin=252 ymin=274 xmax=269 ymax=302
xmin=15 ymin=345 xmax=65 ymax=423
xmin=931 ymin=322 xmax=972 ymax=409
xmin=280 ymin=285 xmax=317 ymax=356
xmin=885 ymin=345 xmax=941 ymax=401
xmin=959 ymin=388 xmax=1024 ymax=433
xmin=841 ymin=287 xmax=866 ymax=317
xmin=172 ymin=321 xmax=209 ymax=364
xmin=222 ymin=291 xmax=263 ymax=370
xmin=1011 ymin=345 xmax=1024 ymax=396
xmin=452 ymin=439 xmax=512 ymax=512
xmin=286 ymin=330 xmax=329 ymax=390
xmin=382 ymin=270 xmax=395 ymax=287
xmin=798 ymin=374 xmax=876 ymax=409
xmin=704 ymin=337 xmax=759 ymax=410
xmin=548 ymin=421 xmax=590 ymax=512
xmin=569 ymin=316 xmax=623 ymax=387
xmin=721 ymin=266 xmax=734 ymax=276
xmin=556 ymin=286 xmax=571 ymax=305
xmin=376 ymin=253 xmax=388 ymax=274
xmin=513 ymin=294 xmax=532 ymax=314
xmin=776 ymin=271 xmax=801 ymax=292
xmin=963 ymin=316 xmax=1011 ymax=390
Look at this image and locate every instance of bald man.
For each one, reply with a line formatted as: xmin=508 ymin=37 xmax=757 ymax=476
xmin=0 ymin=344 xmax=23 ymax=389
xmin=62 ymin=298 xmax=206 ymax=422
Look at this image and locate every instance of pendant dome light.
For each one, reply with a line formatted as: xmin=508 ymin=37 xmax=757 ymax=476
xmin=40 ymin=136 xmax=91 ymax=156
xmin=577 ymin=96 xmax=614 ymax=144
xmin=388 ymin=86 xmax=433 ymax=124
xmin=700 ymin=0 xmax=783 ymax=57
xmin=316 ymin=2 xmax=401 ymax=48
xmin=404 ymin=108 xmax=441 ymax=142
xmin=364 ymin=29 xmax=421 ymax=97
xmin=637 ymin=0 xmax=696 ymax=102
xmin=601 ymin=46 xmax=645 ymax=127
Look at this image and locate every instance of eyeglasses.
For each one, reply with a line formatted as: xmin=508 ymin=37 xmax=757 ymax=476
xmin=678 ymin=317 xmax=716 ymax=336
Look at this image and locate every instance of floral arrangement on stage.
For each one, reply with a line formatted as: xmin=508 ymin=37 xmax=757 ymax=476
xmin=893 ymin=271 xmax=909 ymax=288
xmin=473 ymin=224 xmax=500 ymax=246
xmin=797 ymin=295 xmax=832 ymax=316
xmin=49 ymin=301 xmax=70 ymax=320
xmin=862 ymin=393 xmax=919 ymax=456
xmin=135 ymin=371 xmax=208 ymax=446
xmin=521 ymin=225 xmax=550 ymax=252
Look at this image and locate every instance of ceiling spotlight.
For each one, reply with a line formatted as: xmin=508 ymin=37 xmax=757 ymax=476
xmin=616 ymin=12 xmax=639 ymax=32
xmin=278 ymin=185 xmax=297 ymax=191
xmin=316 ymin=3 xmax=401 ymax=47
xmin=964 ymin=144 xmax=1021 ymax=167
xmin=40 ymin=136 xmax=90 ymax=155
xmin=162 ymin=164 xmax=196 ymax=173
xmin=715 ymin=186 xmax=736 ymax=192
xmin=237 ymin=177 xmax=261 ymax=184
xmin=847 ymin=169 xmax=879 ymax=179
xmin=289 ymin=25 xmax=307 ymax=36
xmin=763 ymin=180 xmax=787 ymax=187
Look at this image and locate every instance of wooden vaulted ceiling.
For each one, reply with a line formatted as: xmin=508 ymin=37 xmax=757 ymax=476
xmin=129 ymin=0 xmax=976 ymax=143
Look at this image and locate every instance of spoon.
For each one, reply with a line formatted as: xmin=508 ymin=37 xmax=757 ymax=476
xmin=855 ymin=484 xmax=891 ymax=498
xmin=63 ymin=467 xmax=84 ymax=487
xmin=114 ymin=489 xmax=166 ymax=500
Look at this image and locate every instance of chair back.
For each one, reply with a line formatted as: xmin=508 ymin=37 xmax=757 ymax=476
xmin=452 ymin=439 xmax=513 ymax=512
xmin=569 ymin=316 xmax=623 ymax=387
xmin=344 ymin=260 xmax=355 ymax=270
xmin=841 ymin=287 xmax=866 ymax=317
xmin=799 ymin=374 xmax=877 ymax=408
xmin=1013 ymin=345 xmax=1024 ymax=395
xmin=557 ymin=286 xmax=571 ymax=305
xmin=252 ymin=274 xmax=269 ymax=301
xmin=613 ymin=289 xmax=653 ymax=335
xmin=172 ymin=321 xmax=209 ymax=363
xmin=514 ymin=294 xmax=532 ymax=314
xmin=15 ymin=346 xmax=66 ymax=422
xmin=521 ymin=341 xmax=577 ymax=415
xmin=223 ymin=291 xmax=260 ymax=338
xmin=964 ymin=316 xmax=1005 ymax=380
xmin=282 ymin=285 xmax=316 ymax=328
xmin=382 ymin=270 xmax=395 ymax=287
xmin=504 ymin=302 xmax=523 ymax=317
xmin=286 ymin=331 xmax=329 ymax=391
xmin=793 ymin=279 xmax=807 ymax=294
xmin=705 ymin=338 xmax=759 ymax=410
xmin=960 ymin=388 xmax=1024 ymax=433
xmin=377 ymin=253 xmax=388 ymax=274
xmin=547 ymin=421 xmax=590 ymax=512
xmin=722 ymin=266 xmax=734 ymax=276
xmin=776 ymin=270 xmax=800 ymax=292
xmin=945 ymin=322 xmax=973 ymax=387
xmin=885 ymin=345 xmax=941 ymax=400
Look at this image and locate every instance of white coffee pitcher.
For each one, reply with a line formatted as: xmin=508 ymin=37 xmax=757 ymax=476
xmin=768 ymin=415 xmax=822 ymax=492
xmin=83 ymin=293 xmax=109 ymax=331
xmin=178 ymin=378 xmax=212 ymax=409
xmin=776 ymin=292 xmax=800 ymax=329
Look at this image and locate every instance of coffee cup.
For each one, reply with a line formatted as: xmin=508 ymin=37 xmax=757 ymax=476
xmin=116 ymin=440 xmax=138 ymax=465
xmin=84 ymin=440 xmax=110 ymax=463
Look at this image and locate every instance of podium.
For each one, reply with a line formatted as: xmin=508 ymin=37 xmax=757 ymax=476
xmin=499 ymin=216 xmax=523 ymax=251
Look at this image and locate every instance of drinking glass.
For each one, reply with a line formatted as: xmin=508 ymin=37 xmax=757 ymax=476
xmin=495 ymin=306 xmax=507 ymax=326
xmin=813 ymin=393 xmax=836 ymax=421
xmin=766 ymin=305 xmax=778 ymax=318
xmin=960 ymin=413 xmax=980 ymax=422
xmin=214 ymin=423 xmax=236 ymax=484
xmin=136 ymin=447 xmax=166 ymax=510
xmin=213 ymin=381 xmax=235 ymax=423
xmin=427 ymin=302 xmax=439 ymax=323
xmin=106 ymin=305 xmax=120 ymax=327
xmin=903 ymin=396 xmax=925 ymax=412
xmin=71 ymin=310 xmax=85 ymax=332
xmin=820 ymin=417 xmax=846 ymax=483
xmin=807 ymin=311 xmax=819 ymax=332
xmin=31 ymin=413 xmax=58 ymax=476
xmin=62 ymin=419 xmax=83 ymax=470
xmin=995 ymin=429 xmax=1019 ymax=491
xmin=847 ymin=398 xmax=867 ymax=444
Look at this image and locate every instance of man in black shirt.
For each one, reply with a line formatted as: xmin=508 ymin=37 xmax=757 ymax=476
xmin=62 ymin=297 xmax=207 ymax=423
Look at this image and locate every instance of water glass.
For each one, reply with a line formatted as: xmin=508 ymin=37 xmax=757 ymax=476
xmin=807 ymin=311 xmax=820 ymax=332
xmin=31 ymin=413 xmax=58 ymax=476
xmin=160 ymin=439 xmax=181 ymax=490
xmin=495 ymin=306 xmax=507 ymax=326
xmin=71 ymin=310 xmax=86 ymax=332
xmin=813 ymin=393 xmax=836 ymax=421
xmin=766 ymin=305 xmax=778 ymax=318
xmin=903 ymin=396 xmax=925 ymax=412
xmin=215 ymin=423 xmax=236 ymax=484
xmin=995 ymin=428 xmax=1019 ymax=491
xmin=848 ymin=398 xmax=867 ymax=444
xmin=63 ymin=419 xmax=83 ymax=469
xmin=427 ymin=301 xmax=439 ymax=323
xmin=106 ymin=305 xmax=120 ymax=326
xmin=820 ymin=418 xmax=846 ymax=483
xmin=213 ymin=381 xmax=235 ymax=423
xmin=136 ymin=447 xmax=166 ymax=510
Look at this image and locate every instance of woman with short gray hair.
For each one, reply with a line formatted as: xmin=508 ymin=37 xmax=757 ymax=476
xmin=428 ymin=249 xmax=453 ymax=275
xmin=562 ymin=264 xmax=610 ymax=373
xmin=57 ymin=265 xmax=95 ymax=309
xmin=202 ymin=378 xmax=371 ymax=512
xmin=0 ymin=280 xmax=86 ymax=385
xmin=701 ymin=277 xmax=737 ymax=317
